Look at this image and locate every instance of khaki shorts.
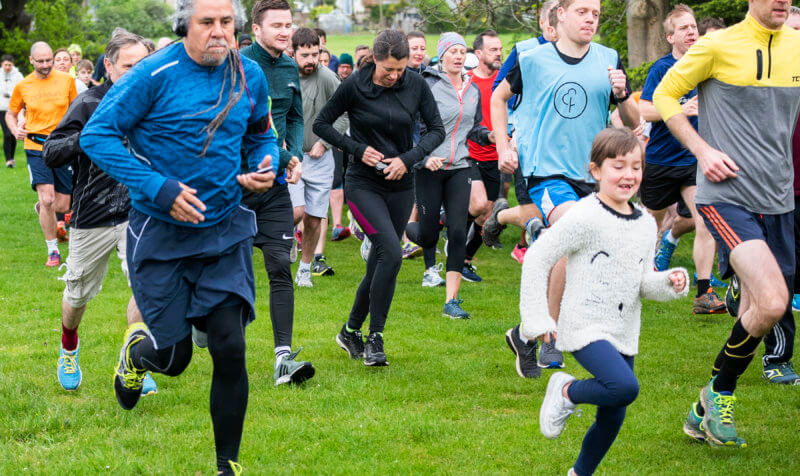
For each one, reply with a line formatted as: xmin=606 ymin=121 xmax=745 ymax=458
xmin=61 ymin=222 xmax=129 ymax=308
xmin=288 ymin=149 xmax=334 ymax=218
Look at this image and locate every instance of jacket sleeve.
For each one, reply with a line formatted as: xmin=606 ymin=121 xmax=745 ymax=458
xmin=281 ymin=70 xmax=304 ymax=164
xmin=43 ymin=95 xmax=96 ymax=168
xmin=654 ymin=35 xmax=715 ymax=122
xmin=398 ymin=80 xmax=444 ymax=170
xmin=494 ymin=46 xmax=517 ymax=90
xmin=466 ymin=88 xmax=491 ymax=145
xmin=313 ymin=80 xmax=368 ymax=160
xmin=242 ymin=68 xmax=280 ymax=173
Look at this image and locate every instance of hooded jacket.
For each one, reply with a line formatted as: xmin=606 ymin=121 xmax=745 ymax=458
xmin=421 ymin=67 xmax=491 ymax=171
xmin=0 ymin=66 xmax=24 ymax=111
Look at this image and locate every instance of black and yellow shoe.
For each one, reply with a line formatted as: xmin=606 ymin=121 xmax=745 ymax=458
xmin=725 ymin=274 xmax=741 ymax=318
xmin=113 ymin=323 xmax=149 ymax=410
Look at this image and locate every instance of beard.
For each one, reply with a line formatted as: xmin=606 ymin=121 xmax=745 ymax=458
xmin=484 ymin=57 xmax=502 ymax=72
xmin=35 ymin=66 xmax=52 ymax=76
xmin=201 ymin=41 xmax=230 ymax=66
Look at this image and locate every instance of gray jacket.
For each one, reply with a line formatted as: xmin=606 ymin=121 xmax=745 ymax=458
xmin=420 ymin=67 xmax=490 ymax=170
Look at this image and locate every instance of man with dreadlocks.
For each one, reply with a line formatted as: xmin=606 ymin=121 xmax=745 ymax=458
xmin=79 ymin=0 xmax=278 ymax=473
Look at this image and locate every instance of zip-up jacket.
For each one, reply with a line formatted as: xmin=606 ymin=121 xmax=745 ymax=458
xmin=420 ymin=67 xmax=490 ymax=170
xmin=43 ymin=81 xmax=129 ymax=229
xmin=313 ymin=62 xmax=445 ymax=190
xmin=654 ymin=14 xmax=800 ymax=214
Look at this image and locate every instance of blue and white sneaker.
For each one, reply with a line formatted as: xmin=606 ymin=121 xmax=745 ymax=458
xmin=443 ymin=298 xmax=470 ymax=319
xmin=422 ymin=263 xmax=445 ymax=287
xmin=360 ymin=236 xmax=371 ymax=262
xmin=58 ymin=344 xmax=82 ymax=391
xmin=141 ymin=373 xmax=158 ymax=396
xmin=461 ymin=263 xmax=482 ymax=283
xmin=525 ymin=217 xmax=545 ymax=246
xmin=654 ymin=231 xmax=677 ymax=271
xmin=792 ymin=294 xmax=800 ymax=312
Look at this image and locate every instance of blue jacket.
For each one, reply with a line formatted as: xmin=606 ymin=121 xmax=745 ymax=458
xmin=80 ymin=43 xmax=279 ymax=227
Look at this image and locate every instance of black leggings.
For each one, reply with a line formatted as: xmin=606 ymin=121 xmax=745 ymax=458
xmin=0 ymin=117 xmax=16 ymax=162
xmin=133 ymin=302 xmax=249 ymax=471
xmin=406 ymin=167 xmax=471 ymax=273
xmin=345 ymin=177 xmax=414 ymax=333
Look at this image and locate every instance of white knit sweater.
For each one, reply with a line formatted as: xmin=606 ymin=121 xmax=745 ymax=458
xmin=519 ymin=194 xmax=689 ymax=356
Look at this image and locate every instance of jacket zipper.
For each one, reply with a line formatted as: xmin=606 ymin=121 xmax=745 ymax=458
xmin=446 ymin=74 xmax=469 ymax=170
xmin=767 ymin=34 xmax=773 ymax=79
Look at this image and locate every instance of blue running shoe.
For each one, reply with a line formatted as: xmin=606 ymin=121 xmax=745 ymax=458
xmin=693 ymin=272 xmax=728 ymax=288
xmin=461 ymin=263 xmax=482 ymax=283
xmin=58 ymin=344 xmax=82 ymax=391
xmin=443 ymin=298 xmax=470 ymax=319
xmin=654 ymin=231 xmax=677 ymax=271
xmin=141 ymin=373 xmax=158 ymax=396
xmin=792 ymin=294 xmax=800 ymax=312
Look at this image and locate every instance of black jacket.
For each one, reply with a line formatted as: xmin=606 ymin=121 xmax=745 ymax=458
xmin=43 ymin=81 xmax=130 ymax=229
xmin=313 ymin=62 xmax=445 ymax=189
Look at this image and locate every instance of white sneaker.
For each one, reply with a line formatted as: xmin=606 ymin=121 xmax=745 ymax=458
xmin=540 ymin=371 xmax=578 ymax=439
xmin=289 ymin=238 xmax=298 ymax=263
xmin=360 ymin=236 xmax=371 ymax=262
xmin=422 ymin=263 xmax=445 ymax=287
xmin=295 ymin=267 xmax=313 ymax=287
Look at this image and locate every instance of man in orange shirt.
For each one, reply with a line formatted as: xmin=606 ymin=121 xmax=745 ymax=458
xmin=6 ymin=41 xmax=78 ymax=267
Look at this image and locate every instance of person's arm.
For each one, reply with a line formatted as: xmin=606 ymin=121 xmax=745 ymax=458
xmin=6 ymin=85 xmax=27 ymax=140
xmin=609 ymin=58 xmax=638 ymax=129
xmin=397 ymin=80 xmax=444 ymax=170
xmin=43 ymin=95 xmax=96 ymax=168
xmin=640 ymin=232 xmax=690 ymax=301
xmin=491 ymin=78 xmax=517 ymax=174
xmin=283 ymin=70 xmax=305 ymax=164
xmin=242 ymin=68 xmax=280 ymax=173
xmin=313 ymin=80 xmax=368 ymax=160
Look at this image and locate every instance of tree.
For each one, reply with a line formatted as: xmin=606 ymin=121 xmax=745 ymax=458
xmin=93 ymin=0 xmax=174 ymax=41
xmin=626 ymin=0 xmax=670 ymax=68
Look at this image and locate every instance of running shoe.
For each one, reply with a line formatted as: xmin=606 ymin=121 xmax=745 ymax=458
xmin=482 ymin=198 xmax=508 ymax=248
xmin=538 ymin=338 xmax=565 ymax=368
xmin=763 ymin=361 xmax=800 ymax=385
xmin=510 ymin=243 xmax=527 ymax=264
xmin=348 ymin=211 xmax=365 ymax=241
xmin=64 ymin=211 xmax=72 ymax=228
xmin=699 ymin=378 xmax=745 ymax=447
xmin=682 ymin=402 xmax=706 ymax=442
xmin=221 ymin=460 xmax=243 ymax=476
xmin=725 ymin=274 xmax=741 ymax=318
xmin=336 ymin=324 xmax=365 ymax=359
xmin=331 ymin=224 xmax=351 ymax=241
xmin=274 ymin=348 xmax=316 ymax=386
xmin=443 ymin=298 xmax=470 ymax=319
xmin=540 ymin=371 xmax=578 ymax=439
xmin=693 ymin=272 xmax=727 ymax=288
xmin=505 ymin=325 xmax=541 ymax=378
xmin=792 ymin=294 xmax=800 ymax=312
xmin=653 ymin=231 xmax=677 ymax=271
xmin=46 ymin=250 xmax=61 ymax=267
xmin=141 ymin=373 xmax=158 ymax=397
xmin=56 ymin=221 xmax=68 ymax=243
xmin=113 ymin=322 xmax=149 ymax=410
xmin=693 ymin=288 xmax=727 ymax=315
xmin=461 ymin=263 xmax=482 ymax=283
xmin=6 ymin=159 xmax=15 ymax=168
xmin=364 ymin=332 xmax=388 ymax=366
xmin=192 ymin=325 xmax=208 ymax=348
xmin=295 ymin=267 xmax=313 ymax=287
xmin=295 ymin=228 xmax=303 ymax=247
xmin=525 ymin=217 xmax=545 ymax=246
xmin=422 ymin=263 xmax=445 ymax=287
xmin=360 ymin=236 xmax=371 ymax=262
xmin=312 ymin=255 xmax=335 ymax=276
xmin=402 ymin=241 xmax=423 ymax=259
xmin=289 ymin=238 xmax=298 ymax=264
xmin=58 ymin=344 xmax=82 ymax=391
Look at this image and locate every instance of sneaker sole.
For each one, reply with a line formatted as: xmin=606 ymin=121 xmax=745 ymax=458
xmin=335 ymin=334 xmax=364 ymax=359
xmin=682 ymin=422 xmax=706 ymax=442
xmin=421 ymin=281 xmax=444 ymax=288
xmin=762 ymin=374 xmax=800 ymax=385
xmin=693 ymin=308 xmax=728 ymax=315
xmin=505 ymin=329 xmax=540 ymax=379
xmin=538 ymin=361 xmax=566 ymax=369
xmin=442 ymin=313 xmax=470 ymax=320
xmin=275 ymin=362 xmax=316 ymax=386
xmin=364 ymin=358 xmax=388 ymax=367
xmin=295 ymin=280 xmax=313 ymax=287
xmin=311 ymin=269 xmax=335 ymax=277
xmin=540 ymin=372 xmax=575 ymax=439
xmin=461 ymin=275 xmax=481 ymax=283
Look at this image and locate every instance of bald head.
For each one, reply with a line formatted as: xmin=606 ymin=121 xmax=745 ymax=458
xmin=156 ymin=37 xmax=174 ymax=50
xmin=30 ymin=41 xmax=52 ymax=57
xmin=29 ymin=41 xmax=54 ymax=78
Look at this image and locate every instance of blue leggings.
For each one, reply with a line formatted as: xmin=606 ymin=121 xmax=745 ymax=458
xmin=566 ymin=340 xmax=639 ymax=476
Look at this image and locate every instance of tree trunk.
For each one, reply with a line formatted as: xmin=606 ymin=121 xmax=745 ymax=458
xmin=626 ymin=0 xmax=670 ymax=68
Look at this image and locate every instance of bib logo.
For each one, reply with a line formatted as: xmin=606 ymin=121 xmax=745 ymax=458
xmin=554 ymin=82 xmax=588 ymax=119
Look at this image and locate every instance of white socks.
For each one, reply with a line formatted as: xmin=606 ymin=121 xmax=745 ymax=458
xmin=46 ymin=239 xmax=58 ymax=254
xmin=665 ymin=230 xmax=679 ymax=245
xmin=298 ymin=260 xmax=311 ymax=272
xmin=274 ymin=346 xmax=290 ymax=369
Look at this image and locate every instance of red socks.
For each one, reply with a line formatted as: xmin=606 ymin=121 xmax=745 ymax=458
xmin=62 ymin=323 xmax=79 ymax=351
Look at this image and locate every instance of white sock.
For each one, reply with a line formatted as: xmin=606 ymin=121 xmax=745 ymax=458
xmin=298 ymin=260 xmax=311 ymax=272
xmin=46 ymin=239 xmax=58 ymax=254
xmin=274 ymin=346 xmax=290 ymax=368
xmin=666 ymin=230 xmax=679 ymax=245
xmin=519 ymin=326 xmax=530 ymax=344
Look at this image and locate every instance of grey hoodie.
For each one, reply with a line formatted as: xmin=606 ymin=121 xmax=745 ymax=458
xmin=421 ymin=67 xmax=490 ymax=170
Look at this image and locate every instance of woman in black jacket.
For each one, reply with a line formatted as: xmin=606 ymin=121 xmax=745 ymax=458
xmin=314 ymin=29 xmax=445 ymax=366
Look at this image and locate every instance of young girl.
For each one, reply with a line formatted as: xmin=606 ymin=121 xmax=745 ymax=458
xmin=519 ymin=128 xmax=688 ymax=475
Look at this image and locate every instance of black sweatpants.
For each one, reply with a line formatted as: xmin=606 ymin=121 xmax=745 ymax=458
xmin=345 ymin=176 xmax=414 ymax=333
xmin=406 ymin=167 xmax=471 ymax=273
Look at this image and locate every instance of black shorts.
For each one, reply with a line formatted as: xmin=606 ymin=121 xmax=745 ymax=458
xmin=241 ymin=183 xmax=294 ymax=250
xmin=468 ymin=158 xmax=501 ymax=202
xmin=513 ymin=167 xmax=533 ymax=205
xmin=641 ymin=162 xmax=696 ymax=212
xmin=332 ymin=148 xmax=345 ymax=190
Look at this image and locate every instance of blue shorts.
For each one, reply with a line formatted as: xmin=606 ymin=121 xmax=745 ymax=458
xmin=527 ymin=177 xmax=594 ymax=226
xmin=126 ymin=206 xmax=257 ymax=348
xmin=26 ymin=149 xmax=72 ymax=194
xmin=697 ymin=203 xmax=794 ymax=279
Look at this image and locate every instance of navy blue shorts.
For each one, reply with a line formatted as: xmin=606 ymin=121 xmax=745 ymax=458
xmin=697 ymin=203 xmax=794 ymax=279
xmin=126 ymin=206 xmax=257 ymax=348
xmin=26 ymin=149 xmax=72 ymax=194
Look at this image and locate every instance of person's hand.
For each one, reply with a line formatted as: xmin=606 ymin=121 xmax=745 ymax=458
xmin=632 ymin=117 xmax=647 ymax=137
xmin=237 ymin=155 xmax=276 ymax=193
xmin=382 ymin=157 xmax=407 ymax=180
xmin=285 ymin=156 xmax=302 ymax=184
xmin=170 ymin=182 xmax=207 ymax=224
xmin=14 ymin=122 xmax=27 ymax=141
xmin=309 ymin=141 xmax=326 ymax=159
xmin=361 ymin=146 xmax=384 ymax=167
xmin=696 ymin=146 xmax=738 ymax=182
xmin=425 ymin=156 xmax=444 ymax=171
xmin=669 ymin=270 xmax=687 ymax=293
xmin=681 ymin=96 xmax=699 ymax=117
xmin=498 ymin=147 xmax=518 ymax=174
xmin=608 ymin=66 xmax=628 ymax=98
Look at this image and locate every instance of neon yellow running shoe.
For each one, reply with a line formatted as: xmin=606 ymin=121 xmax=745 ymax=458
xmin=699 ymin=378 xmax=747 ymax=447
xmin=113 ymin=322 xmax=149 ymax=410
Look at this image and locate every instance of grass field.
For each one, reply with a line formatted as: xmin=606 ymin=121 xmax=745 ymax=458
xmin=1 ymin=144 xmax=799 ymax=475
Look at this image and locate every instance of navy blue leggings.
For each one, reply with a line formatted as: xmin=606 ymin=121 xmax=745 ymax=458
xmin=566 ymin=340 xmax=638 ymax=476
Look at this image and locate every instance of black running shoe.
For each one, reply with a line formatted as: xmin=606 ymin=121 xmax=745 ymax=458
xmin=113 ymin=323 xmax=149 ymax=410
xmin=364 ymin=332 xmax=388 ymax=366
xmin=336 ymin=324 xmax=365 ymax=359
xmin=725 ymin=274 xmax=741 ymax=318
xmin=482 ymin=198 xmax=509 ymax=248
xmin=505 ymin=325 xmax=541 ymax=378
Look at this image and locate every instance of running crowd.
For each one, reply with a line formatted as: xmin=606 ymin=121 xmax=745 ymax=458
xmin=3 ymin=0 xmax=799 ymax=474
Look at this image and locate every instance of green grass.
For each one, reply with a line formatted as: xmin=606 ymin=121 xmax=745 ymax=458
xmin=1 ymin=144 xmax=799 ymax=474
xmin=325 ymin=33 xmax=520 ymax=60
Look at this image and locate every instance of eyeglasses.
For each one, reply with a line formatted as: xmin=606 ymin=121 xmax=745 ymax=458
xmin=32 ymin=58 xmax=53 ymax=65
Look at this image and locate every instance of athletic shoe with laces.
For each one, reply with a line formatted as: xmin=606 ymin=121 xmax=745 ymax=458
xmin=763 ymin=361 xmax=800 ymax=385
xmin=482 ymin=198 xmax=509 ymax=248
xmin=693 ymin=272 xmax=727 ymax=288
xmin=402 ymin=241 xmax=423 ymax=259
xmin=56 ymin=220 xmax=68 ymax=243
xmin=792 ymin=294 xmax=800 ymax=312
xmin=58 ymin=344 xmax=82 ymax=390
xmin=113 ymin=322 xmax=149 ymax=410
xmin=699 ymin=377 xmax=746 ymax=447
xmin=538 ymin=338 xmax=565 ymax=368
xmin=510 ymin=243 xmax=527 ymax=264
xmin=682 ymin=402 xmax=706 ymax=442
xmin=364 ymin=332 xmax=388 ymax=366
xmin=360 ymin=236 xmax=371 ymax=262
xmin=505 ymin=325 xmax=541 ymax=378
xmin=221 ymin=460 xmax=243 ymax=476
xmin=461 ymin=263 xmax=482 ymax=283
xmin=46 ymin=250 xmax=61 ymax=267
xmin=654 ymin=231 xmax=677 ymax=271
xmin=336 ymin=324 xmax=365 ymax=359
xmin=6 ymin=159 xmax=15 ymax=168
xmin=443 ymin=298 xmax=470 ymax=319
xmin=141 ymin=373 xmax=158 ymax=397
xmin=348 ymin=211 xmax=365 ymax=241
xmin=693 ymin=288 xmax=727 ymax=314
xmin=274 ymin=347 xmax=316 ymax=385
xmin=192 ymin=325 xmax=208 ymax=348
xmin=331 ymin=224 xmax=351 ymax=241
xmin=64 ymin=211 xmax=72 ymax=227
xmin=295 ymin=267 xmax=313 ymax=287
xmin=540 ymin=371 xmax=578 ymax=439
xmin=312 ymin=255 xmax=335 ymax=276
xmin=295 ymin=228 xmax=303 ymax=247
xmin=525 ymin=217 xmax=544 ymax=246
xmin=725 ymin=274 xmax=741 ymax=318
xmin=422 ymin=263 xmax=445 ymax=287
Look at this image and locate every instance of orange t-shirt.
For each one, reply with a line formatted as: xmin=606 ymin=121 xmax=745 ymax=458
xmin=8 ymin=70 xmax=77 ymax=151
